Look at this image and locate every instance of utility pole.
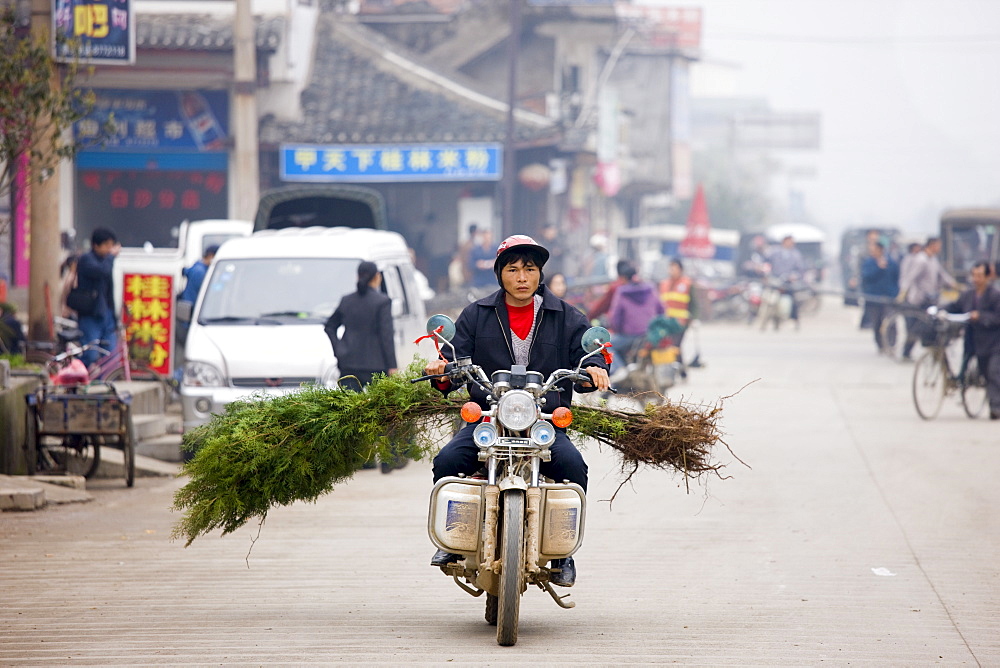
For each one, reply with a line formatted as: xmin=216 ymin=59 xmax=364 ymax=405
xmin=502 ymin=0 xmax=522 ymax=240
xmin=27 ymin=0 xmax=61 ymax=341
xmin=233 ymin=0 xmax=259 ymax=221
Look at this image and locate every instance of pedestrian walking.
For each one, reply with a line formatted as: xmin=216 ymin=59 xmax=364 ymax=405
xmin=860 ymin=240 xmax=900 ymax=353
xmin=74 ymin=228 xmax=120 ymax=368
xmin=177 ymin=245 xmax=219 ymax=345
xmin=899 ymin=237 xmax=958 ymax=359
xmin=59 ymin=253 xmax=80 ymax=319
xmin=469 ymin=228 xmax=496 ymax=288
xmin=942 ymin=261 xmax=1000 ymax=419
xmin=179 ymin=245 xmax=219 ymax=305
xmin=324 ymin=261 xmax=397 ymax=389
xmin=324 ymin=261 xmax=403 ymax=472
xmin=659 ymin=257 xmax=697 ymax=375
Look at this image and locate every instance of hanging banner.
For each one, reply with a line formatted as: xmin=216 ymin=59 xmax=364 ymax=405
xmin=122 ymin=273 xmax=173 ymax=375
xmin=53 ymin=0 xmax=135 ymax=65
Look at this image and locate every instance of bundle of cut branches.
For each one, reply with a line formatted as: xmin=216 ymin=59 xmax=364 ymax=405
xmin=570 ymin=400 xmax=733 ymax=496
xmin=171 ymin=362 xmax=734 ymax=546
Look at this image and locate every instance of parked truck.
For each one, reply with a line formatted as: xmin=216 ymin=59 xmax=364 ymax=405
xmin=112 ymin=218 xmax=253 ymax=311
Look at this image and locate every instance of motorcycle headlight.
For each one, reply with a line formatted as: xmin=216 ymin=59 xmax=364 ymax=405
xmin=183 ymin=361 xmax=225 ymax=387
xmin=530 ymin=420 xmax=556 ymax=446
xmin=496 ymin=390 xmax=537 ymax=431
xmin=473 ymin=421 xmax=498 ymax=447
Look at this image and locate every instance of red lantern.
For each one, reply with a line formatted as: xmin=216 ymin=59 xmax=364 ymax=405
xmin=518 ymin=163 xmax=551 ymax=191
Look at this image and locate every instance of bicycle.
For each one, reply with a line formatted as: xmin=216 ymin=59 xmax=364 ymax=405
xmin=911 ymin=310 xmax=988 ymax=419
xmin=24 ymin=341 xmax=136 ymax=486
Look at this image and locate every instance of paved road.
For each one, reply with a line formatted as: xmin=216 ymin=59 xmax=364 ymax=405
xmin=2 ymin=297 xmax=998 ymax=666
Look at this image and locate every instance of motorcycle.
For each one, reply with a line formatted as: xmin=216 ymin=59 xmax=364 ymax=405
xmin=411 ymin=314 xmax=612 ymax=646
xmin=609 ymin=316 xmax=685 ymax=402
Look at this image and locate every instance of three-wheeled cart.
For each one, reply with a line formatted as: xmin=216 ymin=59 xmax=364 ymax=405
xmin=24 ymin=382 xmax=136 ymax=487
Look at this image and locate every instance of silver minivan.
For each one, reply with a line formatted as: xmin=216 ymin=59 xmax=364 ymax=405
xmin=179 ymin=226 xmax=426 ymax=431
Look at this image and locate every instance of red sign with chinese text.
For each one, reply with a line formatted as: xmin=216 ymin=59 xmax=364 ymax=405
xmin=122 ymin=273 xmax=174 ymax=375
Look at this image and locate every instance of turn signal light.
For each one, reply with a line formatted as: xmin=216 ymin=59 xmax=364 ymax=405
xmin=461 ymin=401 xmax=483 ymax=423
xmin=551 ymin=406 xmax=573 ymax=428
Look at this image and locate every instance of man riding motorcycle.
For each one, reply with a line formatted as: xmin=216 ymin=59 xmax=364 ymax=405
xmin=424 ymin=234 xmax=611 ymax=586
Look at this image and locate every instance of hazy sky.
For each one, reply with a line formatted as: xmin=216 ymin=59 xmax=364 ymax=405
xmin=643 ymin=0 xmax=1000 ymax=236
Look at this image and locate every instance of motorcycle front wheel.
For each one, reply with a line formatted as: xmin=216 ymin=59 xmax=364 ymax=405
xmin=497 ymin=490 xmax=525 ymax=647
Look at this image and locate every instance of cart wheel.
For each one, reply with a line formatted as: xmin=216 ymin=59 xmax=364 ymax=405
xmin=123 ymin=407 xmax=136 ymax=487
xmin=57 ymin=434 xmax=102 ymax=479
xmin=24 ymin=404 xmax=39 ymax=476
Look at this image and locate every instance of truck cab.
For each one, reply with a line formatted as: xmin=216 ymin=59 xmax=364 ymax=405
xmin=113 ymin=219 xmax=253 ymax=311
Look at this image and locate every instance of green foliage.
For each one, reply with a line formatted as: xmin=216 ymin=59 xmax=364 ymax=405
xmin=171 ymin=360 xmax=460 ymax=546
xmin=0 ymin=7 xmax=109 ymax=208
xmin=0 ymin=352 xmax=27 ymax=368
xmin=172 ymin=360 xmax=730 ymax=546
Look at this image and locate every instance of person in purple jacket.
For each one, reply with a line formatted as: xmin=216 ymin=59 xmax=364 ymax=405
xmin=608 ymin=261 xmax=663 ymax=370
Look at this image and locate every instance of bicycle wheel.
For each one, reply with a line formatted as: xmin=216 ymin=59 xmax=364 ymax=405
xmin=47 ymin=434 xmax=102 ymax=478
xmin=912 ymin=351 xmax=946 ymax=420
xmin=104 ymin=364 xmax=175 ymax=410
xmin=961 ymin=356 xmax=989 ymax=419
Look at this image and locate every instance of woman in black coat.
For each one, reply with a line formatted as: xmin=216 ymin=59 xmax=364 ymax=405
xmin=324 ymin=261 xmax=397 ymax=390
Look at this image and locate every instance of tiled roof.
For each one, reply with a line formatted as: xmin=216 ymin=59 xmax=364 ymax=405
xmin=259 ymin=15 xmax=558 ymax=147
xmin=136 ymin=13 xmax=284 ymax=51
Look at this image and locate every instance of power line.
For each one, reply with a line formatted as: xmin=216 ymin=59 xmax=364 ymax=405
xmin=709 ymin=33 xmax=1000 ymax=45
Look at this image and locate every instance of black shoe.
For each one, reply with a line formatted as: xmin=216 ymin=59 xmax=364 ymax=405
xmin=430 ymin=549 xmax=463 ymax=567
xmin=990 ymin=412 xmax=999 ymax=420
xmin=549 ymin=556 xmax=576 ymax=587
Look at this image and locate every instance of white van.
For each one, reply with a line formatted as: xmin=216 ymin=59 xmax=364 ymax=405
xmin=179 ymin=226 xmax=426 ymax=431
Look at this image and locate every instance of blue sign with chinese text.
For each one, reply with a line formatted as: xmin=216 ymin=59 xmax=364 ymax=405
xmin=54 ymin=0 xmax=135 ymax=65
xmin=75 ymin=89 xmax=229 ymax=152
xmin=280 ymin=143 xmax=503 ymax=183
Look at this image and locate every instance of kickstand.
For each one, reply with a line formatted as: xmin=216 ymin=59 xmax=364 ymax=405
xmin=539 ymin=581 xmax=575 ymax=609
xmin=452 ymin=574 xmax=484 ymax=598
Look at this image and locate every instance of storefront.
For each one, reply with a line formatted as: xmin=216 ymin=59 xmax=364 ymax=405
xmin=72 ymin=88 xmax=230 ymax=250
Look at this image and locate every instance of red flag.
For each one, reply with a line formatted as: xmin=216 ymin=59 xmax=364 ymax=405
xmin=678 ymin=184 xmax=715 ymax=259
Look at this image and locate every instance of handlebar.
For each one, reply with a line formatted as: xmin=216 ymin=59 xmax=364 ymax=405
xmin=412 ymin=364 xmax=616 ymax=395
xmin=51 ymin=341 xmax=109 ymax=365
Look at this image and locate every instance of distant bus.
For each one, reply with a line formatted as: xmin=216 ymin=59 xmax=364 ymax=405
xmin=617 ymin=224 xmax=740 ymax=281
xmin=939 ymin=208 xmax=1000 ymax=285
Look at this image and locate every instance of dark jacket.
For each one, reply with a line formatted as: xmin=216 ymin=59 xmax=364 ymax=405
xmin=324 ymin=289 xmax=396 ymax=372
xmin=447 ymin=286 xmax=609 ymax=411
xmin=945 ymin=284 xmax=1000 ymax=357
xmin=860 ymin=256 xmax=900 ymax=299
xmin=75 ymin=250 xmax=116 ymax=319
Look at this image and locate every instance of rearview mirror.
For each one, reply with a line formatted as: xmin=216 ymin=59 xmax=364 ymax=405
xmin=581 ymin=326 xmax=610 ymax=354
xmin=426 ymin=314 xmax=456 ymax=342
